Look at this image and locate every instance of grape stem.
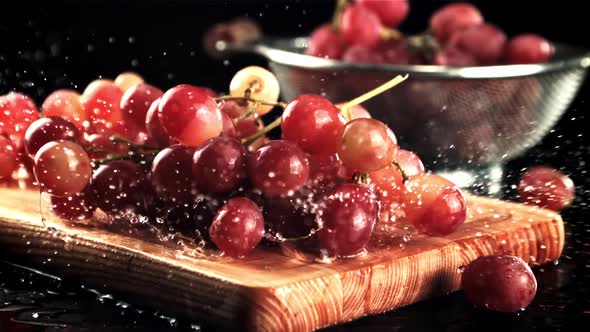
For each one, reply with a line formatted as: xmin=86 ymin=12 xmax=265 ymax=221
xmin=215 ymin=95 xmax=287 ymax=108
xmin=381 ymin=27 xmax=403 ymax=40
xmin=241 ymin=117 xmax=281 ymax=146
xmin=234 ymin=101 xmax=261 ymax=123
xmin=331 ymin=0 xmax=349 ymax=30
xmin=391 ymin=160 xmax=410 ymax=182
xmin=352 ymin=172 xmax=370 ymax=185
xmin=110 ymin=136 xmax=161 ymax=151
xmin=338 ymin=74 xmax=409 ymax=113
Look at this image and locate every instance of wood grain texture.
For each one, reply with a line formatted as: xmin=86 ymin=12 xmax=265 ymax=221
xmin=0 ymin=188 xmax=564 ymax=331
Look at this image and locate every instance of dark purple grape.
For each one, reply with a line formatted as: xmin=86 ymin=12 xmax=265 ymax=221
xmin=317 ymin=183 xmax=379 ymax=257
xmin=209 ymin=197 xmax=265 ymax=257
xmin=162 ymin=199 xmax=215 ymax=241
xmin=462 ymin=255 xmax=537 ymax=312
xmin=192 ymin=137 xmax=247 ymax=194
xmin=150 ymin=144 xmax=197 ymax=203
xmin=24 ymin=116 xmax=80 ymax=156
xmin=263 ymin=194 xmax=317 ymax=240
xmin=91 ymin=160 xmax=150 ymax=214
xmin=50 ymin=187 xmax=97 ymax=222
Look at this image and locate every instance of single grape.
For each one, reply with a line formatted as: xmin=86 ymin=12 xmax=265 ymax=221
xmin=340 ymin=3 xmax=383 ymax=48
xmin=281 ymin=94 xmax=346 ymax=156
xmin=433 ymin=47 xmax=478 ymax=66
xmin=305 ymin=23 xmax=347 ymax=60
xmin=338 ymin=118 xmax=398 ymax=173
xmin=150 ymin=145 xmax=197 ymax=203
xmin=335 ymin=103 xmax=372 ymax=121
xmin=518 ymin=166 xmax=575 ymax=211
xmin=120 ymin=83 xmax=163 ymax=132
xmin=429 ymin=3 xmax=484 ymax=43
xmin=357 ymin=0 xmax=409 ymax=27
xmin=229 ymin=66 xmax=280 ymax=115
xmin=0 ymin=136 xmax=17 ymax=179
xmin=91 ymin=160 xmax=150 ymax=214
xmin=41 ymin=89 xmax=87 ymax=130
xmin=145 ymin=98 xmax=170 ymax=147
xmin=209 ymin=197 xmax=265 ymax=257
xmin=158 ymin=84 xmax=222 ymax=147
xmin=193 ymin=137 xmax=247 ymax=194
xmin=34 ymin=140 xmax=92 ymax=196
xmin=0 ymin=92 xmax=40 ymax=142
xmin=24 ymin=116 xmax=81 ymax=156
xmin=219 ymin=99 xmax=248 ymax=119
xmin=196 ymin=86 xmax=218 ymax=98
xmin=503 ymin=34 xmax=553 ymax=64
xmin=317 ymin=183 xmax=378 ymax=257
xmin=248 ymin=140 xmax=310 ymax=197
xmin=80 ymin=79 xmax=126 ymax=136
xmin=462 ymin=255 xmax=537 ymax=312
xmin=448 ymin=24 xmax=506 ymax=65
xmin=114 ymin=72 xmax=144 ymax=92
xmin=308 ymin=153 xmax=342 ymax=187
xmin=402 ymin=173 xmax=466 ymax=236
xmin=369 ymin=164 xmax=404 ymax=210
xmin=50 ymin=187 xmax=96 ymax=222
xmin=377 ymin=40 xmax=417 ymax=65
xmin=83 ymin=133 xmax=129 ymax=159
xmin=342 ymin=45 xmax=384 ymax=64
xmin=393 ymin=149 xmax=425 ymax=178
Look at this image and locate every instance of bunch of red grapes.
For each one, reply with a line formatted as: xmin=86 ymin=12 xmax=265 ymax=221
xmin=306 ymin=1 xmax=554 ymax=66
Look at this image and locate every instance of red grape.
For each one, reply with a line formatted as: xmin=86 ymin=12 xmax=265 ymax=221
xmin=335 ymin=103 xmax=371 ymax=121
xmin=209 ymin=197 xmax=265 ymax=257
xmin=503 ymin=34 xmax=553 ymax=64
xmin=196 ymin=86 xmax=218 ymax=98
xmin=162 ymin=200 xmax=214 ymax=240
xmin=192 ymin=137 xmax=248 ymax=194
xmin=91 ymin=160 xmax=150 ymax=214
xmin=429 ymin=3 xmax=484 ymax=43
xmin=120 ymin=83 xmax=163 ymax=132
xmin=220 ymin=110 xmax=237 ymax=139
xmin=308 ymin=153 xmax=342 ymax=187
xmin=158 ymin=84 xmax=222 ymax=147
xmin=377 ymin=40 xmax=417 ymax=65
xmin=448 ymin=24 xmax=507 ymax=65
xmin=145 ymin=98 xmax=170 ymax=147
xmin=518 ymin=166 xmax=575 ymax=211
xmin=83 ymin=133 xmax=129 ymax=159
xmin=80 ymin=79 xmax=126 ymax=135
xmin=0 ymin=92 xmax=40 ymax=142
xmin=340 ymin=3 xmax=383 ymax=48
xmin=50 ymin=187 xmax=96 ymax=222
xmin=462 ymin=255 xmax=537 ymax=312
xmin=41 ymin=89 xmax=87 ymax=130
xmin=248 ymin=140 xmax=310 ymax=197
xmin=34 ymin=140 xmax=92 ymax=196
xmin=369 ymin=164 xmax=404 ymax=208
xmin=393 ymin=149 xmax=425 ymax=178
xmin=305 ymin=23 xmax=347 ymax=60
xmin=338 ymin=118 xmax=398 ymax=173
xmin=219 ymin=99 xmax=248 ymax=119
xmin=402 ymin=173 xmax=466 ymax=236
xmin=0 ymin=136 xmax=17 ymax=179
xmin=357 ymin=0 xmax=409 ymax=27
xmin=234 ymin=117 xmax=265 ymax=151
xmin=150 ymin=145 xmax=197 ymax=203
xmin=114 ymin=72 xmax=144 ymax=92
xmin=24 ymin=117 xmax=81 ymax=156
xmin=281 ymin=94 xmax=346 ymax=156
xmin=433 ymin=47 xmax=478 ymax=66
xmin=317 ymin=183 xmax=378 ymax=257
xmin=342 ymin=45 xmax=384 ymax=64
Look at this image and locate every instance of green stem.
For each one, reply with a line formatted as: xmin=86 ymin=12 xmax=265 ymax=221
xmin=241 ymin=117 xmax=281 ymax=146
xmin=332 ymin=0 xmax=349 ymax=30
xmin=215 ymin=95 xmax=287 ymax=108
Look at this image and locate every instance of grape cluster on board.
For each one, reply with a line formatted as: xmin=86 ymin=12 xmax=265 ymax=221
xmin=0 ymin=61 xmax=576 ymax=314
xmin=306 ymin=1 xmax=554 ymax=66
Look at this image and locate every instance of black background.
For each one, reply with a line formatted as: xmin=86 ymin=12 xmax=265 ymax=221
xmin=1 ymin=1 xmax=589 ymax=331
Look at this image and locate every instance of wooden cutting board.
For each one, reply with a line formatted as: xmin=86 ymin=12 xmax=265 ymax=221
xmin=0 ymin=188 xmax=564 ymax=331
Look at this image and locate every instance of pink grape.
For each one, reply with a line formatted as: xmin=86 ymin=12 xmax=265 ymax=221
xmin=518 ymin=166 xmax=575 ymax=211
xmin=145 ymin=98 xmax=170 ymax=147
xmin=342 ymin=45 xmax=384 ymax=64
xmin=150 ymin=144 xmax=197 ymax=203
xmin=429 ymin=3 xmax=484 ymax=43
xmin=357 ymin=0 xmax=409 ymax=27
xmin=120 ymin=83 xmax=163 ymax=132
xmin=24 ymin=116 xmax=81 ymax=157
xmin=0 ymin=136 xmax=17 ymax=179
xmin=340 ymin=3 xmax=383 ymax=48
xmin=393 ymin=149 xmax=425 ymax=178
xmin=448 ymin=24 xmax=507 ymax=65
xmin=192 ymin=137 xmax=248 ymax=194
xmin=503 ymin=34 xmax=553 ymax=64
xmin=306 ymin=23 xmax=347 ymax=60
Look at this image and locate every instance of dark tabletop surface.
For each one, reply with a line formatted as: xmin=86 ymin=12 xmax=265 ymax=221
xmin=1 ymin=1 xmax=589 ymax=331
